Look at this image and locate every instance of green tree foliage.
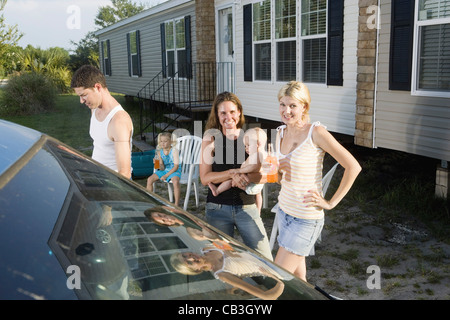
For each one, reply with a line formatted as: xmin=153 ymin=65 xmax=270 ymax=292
xmin=19 ymin=46 xmax=72 ymax=93
xmin=69 ymin=0 xmax=147 ymax=71
xmin=95 ymin=0 xmax=147 ymax=29
xmin=0 ymin=0 xmax=23 ymax=76
xmin=69 ymin=32 xmax=99 ymax=71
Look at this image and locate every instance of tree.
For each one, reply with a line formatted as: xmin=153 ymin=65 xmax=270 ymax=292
xmin=0 ymin=0 xmax=23 ymax=76
xmin=69 ymin=32 xmax=99 ymax=71
xmin=19 ymin=45 xmax=72 ymax=93
xmin=95 ymin=0 xmax=147 ymax=29
xmin=70 ymin=0 xmax=147 ymax=70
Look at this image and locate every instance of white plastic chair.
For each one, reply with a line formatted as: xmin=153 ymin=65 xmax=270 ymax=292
xmin=269 ymin=162 xmax=339 ymax=250
xmin=154 ymin=135 xmax=203 ymax=211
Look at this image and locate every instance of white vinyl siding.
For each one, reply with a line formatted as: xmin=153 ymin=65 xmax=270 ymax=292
xmin=230 ymin=0 xmax=358 ymax=138
xmin=95 ymin=0 xmax=195 ymax=97
xmin=375 ymin=0 xmax=450 ymax=161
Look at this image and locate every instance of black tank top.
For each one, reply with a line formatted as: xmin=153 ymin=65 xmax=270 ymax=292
xmin=206 ymin=131 xmax=255 ymax=205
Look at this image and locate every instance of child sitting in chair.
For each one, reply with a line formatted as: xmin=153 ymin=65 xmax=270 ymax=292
xmin=146 ymin=132 xmax=181 ymax=207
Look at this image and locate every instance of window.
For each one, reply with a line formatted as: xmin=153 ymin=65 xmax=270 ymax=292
xmin=244 ymin=0 xmax=340 ymax=84
xmin=412 ymin=0 xmax=450 ymax=97
xmin=253 ymin=0 xmax=272 ymax=81
xmin=276 ymin=0 xmax=297 ymax=81
xmin=162 ymin=17 xmax=190 ymax=78
xmin=301 ymin=0 xmax=327 ymax=83
xmin=101 ymin=40 xmax=111 ymax=76
xmin=127 ymin=30 xmax=141 ymax=77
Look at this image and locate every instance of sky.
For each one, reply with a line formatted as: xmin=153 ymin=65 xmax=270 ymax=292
xmin=2 ymin=0 xmax=164 ymax=51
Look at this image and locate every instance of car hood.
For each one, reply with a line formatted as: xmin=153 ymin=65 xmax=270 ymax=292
xmin=0 ymin=120 xmax=42 ymax=176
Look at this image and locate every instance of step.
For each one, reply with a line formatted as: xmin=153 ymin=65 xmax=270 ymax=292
xmin=176 ymin=102 xmax=212 ymax=113
xmin=154 ymin=122 xmax=178 ymax=132
xmin=132 ymin=139 xmax=154 ymax=152
xmin=164 ymin=113 xmax=192 ymax=122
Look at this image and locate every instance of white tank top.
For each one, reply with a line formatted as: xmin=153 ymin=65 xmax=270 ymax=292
xmin=89 ymin=105 xmax=127 ymax=172
xmin=276 ymin=122 xmax=325 ymax=219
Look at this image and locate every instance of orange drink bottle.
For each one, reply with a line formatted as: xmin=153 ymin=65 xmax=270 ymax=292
xmin=266 ymin=143 xmax=278 ymax=183
xmin=154 ymin=150 xmax=160 ymax=169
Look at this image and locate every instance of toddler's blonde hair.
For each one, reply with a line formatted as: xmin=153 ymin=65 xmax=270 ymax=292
xmin=244 ymin=127 xmax=267 ymax=149
xmin=157 ymin=132 xmax=177 ymax=149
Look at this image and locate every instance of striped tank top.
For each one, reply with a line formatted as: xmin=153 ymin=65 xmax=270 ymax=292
xmin=276 ymin=122 xmax=325 ymax=220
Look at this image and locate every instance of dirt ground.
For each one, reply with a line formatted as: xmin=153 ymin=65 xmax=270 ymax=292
xmin=138 ymin=176 xmax=449 ymax=301
xmin=305 ymin=203 xmax=450 ymax=300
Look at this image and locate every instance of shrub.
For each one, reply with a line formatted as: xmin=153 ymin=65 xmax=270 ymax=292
xmin=0 ymin=72 xmax=57 ymax=115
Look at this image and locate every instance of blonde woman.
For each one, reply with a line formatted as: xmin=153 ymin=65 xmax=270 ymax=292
xmin=272 ymin=81 xmax=361 ymax=282
xmin=146 ymin=132 xmax=181 ymax=207
xmin=170 ymin=248 xmax=285 ymax=300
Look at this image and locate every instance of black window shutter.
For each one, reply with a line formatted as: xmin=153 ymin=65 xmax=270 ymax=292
xmin=389 ymin=0 xmax=415 ymax=91
xmin=106 ymin=40 xmax=112 ymax=76
xmin=136 ymin=30 xmax=142 ymax=77
xmin=243 ymin=4 xmax=252 ymax=82
xmin=100 ymin=41 xmax=105 ymax=74
xmin=126 ymin=33 xmax=131 ymax=77
xmin=327 ymin=0 xmax=344 ymax=86
xmin=160 ymin=23 xmax=167 ymax=78
xmin=185 ymin=15 xmax=192 ymax=79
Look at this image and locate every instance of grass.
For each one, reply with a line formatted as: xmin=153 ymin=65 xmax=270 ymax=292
xmin=324 ymin=140 xmax=450 ymax=242
xmin=0 ymin=92 xmax=142 ymax=156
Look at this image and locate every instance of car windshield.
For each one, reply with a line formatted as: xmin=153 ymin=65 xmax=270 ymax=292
xmin=0 ymin=137 xmax=327 ymax=300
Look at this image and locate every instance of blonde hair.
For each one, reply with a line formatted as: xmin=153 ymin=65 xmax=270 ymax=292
xmin=157 ymin=132 xmax=177 ymax=149
xmin=244 ymin=127 xmax=267 ymax=148
xmin=170 ymin=253 xmax=203 ymax=275
xmin=277 ymin=81 xmax=311 ymax=124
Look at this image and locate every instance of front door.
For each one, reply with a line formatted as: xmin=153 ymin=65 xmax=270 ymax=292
xmin=217 ymin=7 xmax=235 ymax=92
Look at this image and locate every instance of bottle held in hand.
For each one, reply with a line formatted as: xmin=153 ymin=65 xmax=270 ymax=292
xmin=265 ymin=143 xmax=278 ymax=183
xmin=154 ymin=149 xmax=160 ymax=170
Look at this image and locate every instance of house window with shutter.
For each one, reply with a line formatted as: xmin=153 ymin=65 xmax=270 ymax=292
xmin=127 ymin=30 xmax=141 ymax=77
xmin=244 ymin=0 xmax=342 ymax=85
xmin=412 ymin=0 xmax=450 ymax=97
xmin=163 ymin=17 xmax=188 ymax=78
xmin=101 ymin=40 xmax=111 ymax=76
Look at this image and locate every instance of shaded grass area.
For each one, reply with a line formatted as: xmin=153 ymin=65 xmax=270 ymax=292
xmin=327 ymin=136 xmax=450 ymax=242
xmin=0 ymin=93 xmax=142 ymax=156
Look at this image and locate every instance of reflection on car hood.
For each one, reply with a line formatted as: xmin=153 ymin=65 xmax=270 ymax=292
xmin=0 ymin=120 xmax=331 ymax=300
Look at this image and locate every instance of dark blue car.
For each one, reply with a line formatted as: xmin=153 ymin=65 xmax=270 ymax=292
xmin=0 ymin=119 xmax=330 ymax=300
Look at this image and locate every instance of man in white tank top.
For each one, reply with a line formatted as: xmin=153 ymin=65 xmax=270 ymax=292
xmin=71 ymin=65 xmax=133 ymax=179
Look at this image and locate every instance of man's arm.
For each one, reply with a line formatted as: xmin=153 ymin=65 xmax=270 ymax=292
xmin=110 ymin=111 xmax=133 ymax=179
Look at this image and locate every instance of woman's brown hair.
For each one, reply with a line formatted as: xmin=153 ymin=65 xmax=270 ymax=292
xmin=205 ymin=91 xmax=245 ymax=131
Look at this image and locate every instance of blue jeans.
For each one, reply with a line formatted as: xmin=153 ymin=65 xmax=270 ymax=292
xmin=205 ymin=202 xmax=273 ymax=260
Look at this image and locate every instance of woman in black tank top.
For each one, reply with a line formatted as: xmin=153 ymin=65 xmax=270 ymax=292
xmin=200 ymin=92 xmax=272 ymax=260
